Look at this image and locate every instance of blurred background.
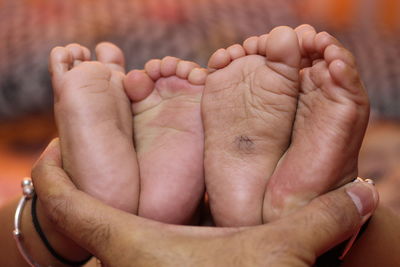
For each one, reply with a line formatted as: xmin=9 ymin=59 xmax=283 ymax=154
xmin=0 ymin=0 xmax=399 ymax=213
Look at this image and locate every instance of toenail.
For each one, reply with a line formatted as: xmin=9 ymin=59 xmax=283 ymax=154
xmin=346 ymin=181 xmax=378 ymax=217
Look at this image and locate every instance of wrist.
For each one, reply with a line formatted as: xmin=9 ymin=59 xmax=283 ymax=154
xmin=34 ymin=196 xmax=92 ymax=264
xmin=11 ymin=192 xmax=91 ymax=266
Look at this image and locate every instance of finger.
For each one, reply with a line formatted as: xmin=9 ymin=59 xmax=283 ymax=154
xmin=285 ymin=180 xmax=379 ymax=259
xmin=31 ymin=139 xmax=139 ymax=264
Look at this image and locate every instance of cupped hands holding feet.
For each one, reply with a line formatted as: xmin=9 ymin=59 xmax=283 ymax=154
xmin=32 ymin=140 xmax=379 ymax=267
xmin=38 ymin=24 xmax=379 ymax=266
xmin=50 ymin=25 xmax=370 ymax=227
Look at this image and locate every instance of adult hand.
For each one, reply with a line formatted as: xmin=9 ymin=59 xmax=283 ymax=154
xmin=32 ymin=140 xmax=379 ymax=267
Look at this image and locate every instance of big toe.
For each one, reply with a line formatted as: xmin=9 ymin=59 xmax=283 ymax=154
xmin=265 ymin=26 xmax=301 ymax=81
xmin=124 ymin=70 xmax=154 ymax=103
xmin=95 ymin=42 xmax=126 ymax=73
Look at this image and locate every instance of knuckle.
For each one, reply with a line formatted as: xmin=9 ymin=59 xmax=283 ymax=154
xmin=263 ymin=231 xmax=311 ymax=266
xmin=317 ymin=196 xmax=341 ymax=223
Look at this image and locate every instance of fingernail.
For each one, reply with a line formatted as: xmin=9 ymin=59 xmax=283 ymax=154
xmin=346 ymin=181 xmax=379 ymax=217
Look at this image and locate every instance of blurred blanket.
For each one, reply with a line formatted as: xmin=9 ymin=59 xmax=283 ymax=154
xmin=0 ymin=0 xmax=399 ymax=119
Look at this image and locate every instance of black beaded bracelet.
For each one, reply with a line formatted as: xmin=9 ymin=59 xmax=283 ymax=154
xmin=31 ymin=194 xmax=93 ymax=266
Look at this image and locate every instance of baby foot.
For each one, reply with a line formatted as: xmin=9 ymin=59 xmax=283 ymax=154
xmin=202 ymin=26 xmax=302 ymax=226
xmin=50 ymin=43 xmax=139 ymax=213
xmin=263 ymin=26 xmax=370 ymax=221
xmin=124 ymin=57 xmax=207 ymax=224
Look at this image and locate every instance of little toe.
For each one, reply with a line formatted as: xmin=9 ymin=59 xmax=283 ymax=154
xmin=176 ymin=60 xmax=200 ymax=79
xmin=226 ymin=44 xmax=246 ymax=60
xmin=95 ymin=42 xmax=126 ymax=73
xmin=160 ymin=56 xmax=180 ymax=77
xmin=208 ymin=48 xmax=231 ymax=71
xmin=188 ymin=68 xmax=208 ymax=85
xmin=145 ymin=59 xmax=162 ymax=80
xmin=124 ymin=70 xmax=155 ymax=103
xmin=243 ymin=36 xmax=259 ymax=55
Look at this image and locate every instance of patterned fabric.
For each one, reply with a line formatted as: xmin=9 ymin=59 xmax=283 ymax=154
xmin=0 ymin=0 xmax=399 ymax=119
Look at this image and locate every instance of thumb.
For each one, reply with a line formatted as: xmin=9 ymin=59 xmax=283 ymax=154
xmin=286 ymin=179 xmax=379 ymax=261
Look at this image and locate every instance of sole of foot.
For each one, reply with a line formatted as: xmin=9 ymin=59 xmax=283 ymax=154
xmin=202 ymin=26 xmax=302 ymax=226
xmin=124 ymin=56 xmax=207 ymax=224
xmin=263 ymin=25 xmax=370 ymax=221
xmin=50 ymin=42 xmax=139 ymax=213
